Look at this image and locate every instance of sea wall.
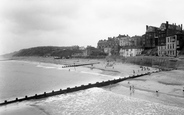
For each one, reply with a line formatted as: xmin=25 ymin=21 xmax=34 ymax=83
xmin=108 ymin=56 xmax=181 ymax=70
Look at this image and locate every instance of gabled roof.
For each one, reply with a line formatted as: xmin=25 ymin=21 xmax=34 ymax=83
xmin=146 ymin=26 xmax=159 ymax=32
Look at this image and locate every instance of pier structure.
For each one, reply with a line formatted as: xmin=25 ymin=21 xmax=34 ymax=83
xmin=62 ymin=62 xmax=99 ymax=68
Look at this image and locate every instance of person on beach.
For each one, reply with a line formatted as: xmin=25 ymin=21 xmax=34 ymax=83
xmin=156 ymin=90 xmax=159 ymax=96
xmin=130 ymin=86 xmax=132 ymax=91
xmin=132 ymin=85 xmax=135 ymax=93
xmin=133 ymin=70 xmax=135 ymax=74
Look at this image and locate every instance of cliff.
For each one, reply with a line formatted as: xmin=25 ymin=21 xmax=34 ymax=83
xmin=13 ymin=46 xmax=82 ymax=58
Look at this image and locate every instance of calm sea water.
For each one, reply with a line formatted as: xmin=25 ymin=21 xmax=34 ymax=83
xmin=0 ymin=60 xmax=114 ymax=102
xmin=0 ymin=60 xmax=184 ymax=115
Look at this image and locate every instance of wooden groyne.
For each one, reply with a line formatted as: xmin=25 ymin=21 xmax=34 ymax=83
xmin=0 ymin=70 xmax=160 ymax=106
xmin=62 ymin=62 xmax=100 ymax=68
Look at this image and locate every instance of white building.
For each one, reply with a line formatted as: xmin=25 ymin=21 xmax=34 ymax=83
xmin=158 ymin=35 xmax=180 ymax=57
xmin=119 ymin=48 xmax=143 ymax=57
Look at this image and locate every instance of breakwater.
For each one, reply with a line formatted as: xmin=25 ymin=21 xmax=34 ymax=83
xmin=0 ymin=70 xmax=160 ymax=106
xmin=62 ymin=62 xmax=100 ymax=68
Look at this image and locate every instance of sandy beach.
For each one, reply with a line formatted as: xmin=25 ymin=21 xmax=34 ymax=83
xmin=1 ymin=56 xmax=184 ymax=115
xmin=12 ymin=56 xmax=184 ymax=107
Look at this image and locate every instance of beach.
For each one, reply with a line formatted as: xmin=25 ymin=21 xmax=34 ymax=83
xmin=0 ymin=56 xmax=184 ymax=115
xmin=12 ymin=57 xmax=184 ymax=104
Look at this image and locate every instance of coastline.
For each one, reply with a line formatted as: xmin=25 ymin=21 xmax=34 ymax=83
xmin=1 ymin=56 xmax=184 ymax=115
xmin=10 ymin=56 xmax=184 ymax=108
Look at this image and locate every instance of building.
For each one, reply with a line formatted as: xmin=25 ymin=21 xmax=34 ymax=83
xmin=97 ymin=36 xmax=120 ymax=55
xmin=119 ymin=47 xmax=143 ymax=57
xmin=118 ymin=34 xmax=144 ymax=57
xmin=131 ymin=35 xmax=143 ymax=47
xmin=107 ymin=37 xmax=119 ymax=55
xmin=118 ymin=34 xmax=130 ymax=47
xmin=97 ymin=40 xmax=108 ymax=51
xmin=83 ymin=46 xmax=96 ymax=56
xmin=83 ymin=46 xmax=106 ymax=57
xmin=144 ymin=26 xmax=159 ymax=48
xmin=141 ymin=34 xmax=146 ymax=47
xmin=158 ymin=21 xmax=183 ymax=46
xmin=119 ymin=35 xmax=131 ymax=47
xmin=157 ymin=21 xmax=183 ymax=57
xmin=158 ymin=34 xmax=184 ymax=57
xmin=143 ymin=21 xmax=183 ymax=57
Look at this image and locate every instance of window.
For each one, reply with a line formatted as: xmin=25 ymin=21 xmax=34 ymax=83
xmin=177 ymin=41 xmax=179 ymax=45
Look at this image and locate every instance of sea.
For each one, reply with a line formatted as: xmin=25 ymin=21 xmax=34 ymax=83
xmin=0 ymin=60 xmax=184 ymax=115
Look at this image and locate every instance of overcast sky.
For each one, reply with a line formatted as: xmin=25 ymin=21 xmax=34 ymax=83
xmin=0 ymin=0 xmax=184 ymax=55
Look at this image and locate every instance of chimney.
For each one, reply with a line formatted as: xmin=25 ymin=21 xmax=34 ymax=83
xmin=181 ymin=24 xmax=183 ymax=30
xmin=146 ymin=25 xmax=148 ymax=31
xmin=166 ymin=21 xmax=169 ymax=29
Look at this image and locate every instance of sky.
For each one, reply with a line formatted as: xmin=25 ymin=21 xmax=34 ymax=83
xmin=0 ymin=0 xmax=184 ymax=55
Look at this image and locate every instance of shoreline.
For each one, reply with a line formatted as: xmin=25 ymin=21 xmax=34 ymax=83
xmin=3 ymin=56 xmax=184 ymax=108
xmin=1 ymin=56 xmax=184 ymax=115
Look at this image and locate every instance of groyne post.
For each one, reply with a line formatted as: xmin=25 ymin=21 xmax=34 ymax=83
xmin=43 ymin=92 xmax=47 ymax=97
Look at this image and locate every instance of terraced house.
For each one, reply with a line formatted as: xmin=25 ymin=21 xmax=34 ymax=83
xmin=144 ymin=21 xmax=184 ymax=57
xmin=157 ymin=21 xmax=184 ymax=57
xmin=97 ymin=36 xmax=120 ymax=55
xmin=119 ymin=35 xmax=144 ymax=57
